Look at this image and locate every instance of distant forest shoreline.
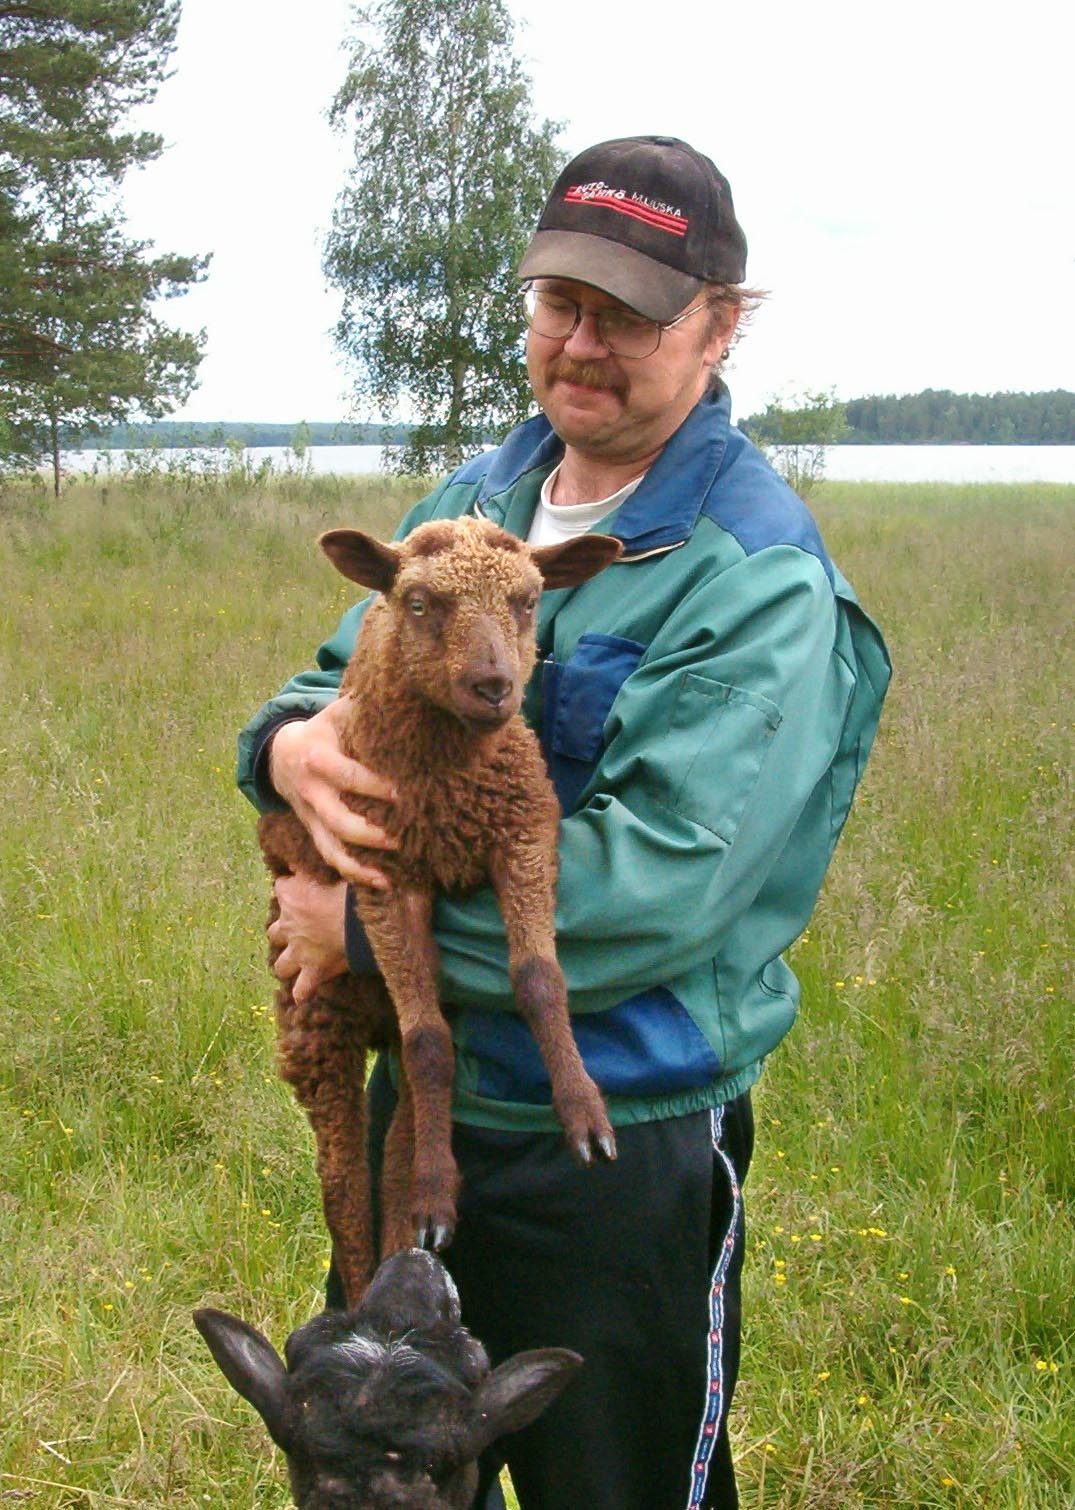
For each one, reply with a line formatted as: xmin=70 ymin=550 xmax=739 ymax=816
xmin=743 ymin=389 xmax=1073 ymax=445
xmin=65 ymin=389 xmax=1074 ymax=449
xmin=61 ymin=421 xmax=413 ymax=450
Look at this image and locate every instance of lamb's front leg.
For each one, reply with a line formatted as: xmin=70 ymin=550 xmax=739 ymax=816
xmin=489 ymin=845 xmax=616 ymax=1165
xmin=379 ymin=1074 xmax=417 ymax=1259
xmin=357 ymin=886 xmax=460 ymax=1252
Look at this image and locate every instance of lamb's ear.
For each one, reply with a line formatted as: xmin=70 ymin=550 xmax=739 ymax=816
xmin=461 ymin=1348 xmax=582 ymax=1458
xmin=193 ymin=1309 xmax=292 ymax=1450
xmin=319 ymin=529 xmax=402 ymax=592
xmin=530 ymin=534 xmax=623 ymax=590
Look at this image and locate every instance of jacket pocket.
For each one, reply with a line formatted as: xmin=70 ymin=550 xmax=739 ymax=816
xmin=542 ymin=632 xmax=645 ymax=812
xmin=657 ymin=673 xmax=782 ymax=843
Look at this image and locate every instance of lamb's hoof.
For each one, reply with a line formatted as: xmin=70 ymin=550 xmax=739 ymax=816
xmin=416 ymin=1221 xmax=454 ymax=1252
xmin=559 ymin=1095 xmax=617 ymax=1166
xmin=575 ymin=1131 xmax=617 ymax=1163
xmin=411 ymin=1172 xmax=458 ymax=1253
xmin=576 ymin=1135 xmax=616 ymax=1159
xmin=571 ymin=1126 xmax=617 ymax=1164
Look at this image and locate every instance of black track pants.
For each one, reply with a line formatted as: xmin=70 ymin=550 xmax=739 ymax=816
xmin=328 ymin=1062 xmax=754 ymax=1510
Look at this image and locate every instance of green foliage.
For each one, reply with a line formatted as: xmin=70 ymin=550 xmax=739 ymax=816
xmin=745 ymin=388 xmax=848 ymax=497
xmin=0 ymin=0 xmax=180 ymax=179
xmin=742 ymin=389 xmax=1075 ymax=446
xmin=0 ymin=0 xmax=207 ymax=489
xmin=2 ymin=212 xmax=207 ymax=460
xmin=324 ymin=0 xmax=563 ymax=474
xmin=841 ymin=388 xmax=1075 ymax=444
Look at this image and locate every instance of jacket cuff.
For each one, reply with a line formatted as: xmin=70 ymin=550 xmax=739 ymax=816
xmin=344 ymin=887 xmax=380 ymax=976
xmin=250 ymin=714 xmax=314 ymax=811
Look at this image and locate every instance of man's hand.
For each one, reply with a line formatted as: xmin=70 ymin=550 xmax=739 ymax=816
xmin=269 ymin=698 xmax=397 ymax=888
xmin=268 ymin=872 xmax=349 ymax=1005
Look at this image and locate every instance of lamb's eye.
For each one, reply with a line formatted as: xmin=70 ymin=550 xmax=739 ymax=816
xmin=407 ymin=597 xmax=426 ymax=616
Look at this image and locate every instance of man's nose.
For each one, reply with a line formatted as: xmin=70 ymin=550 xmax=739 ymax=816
xmin=562 ymin=310 xmax=611 ymax=360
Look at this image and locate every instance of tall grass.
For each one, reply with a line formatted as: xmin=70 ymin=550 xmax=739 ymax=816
xmin=0 ymin=476 xmax=1071 ymax=1507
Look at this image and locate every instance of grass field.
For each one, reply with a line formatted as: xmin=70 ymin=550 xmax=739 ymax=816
xmin=0 ymin=470 xmax=1071 ymax=1507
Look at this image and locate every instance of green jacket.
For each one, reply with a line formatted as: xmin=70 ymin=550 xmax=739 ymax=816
xmin=238 ymin=388 xmax=891 ymax=1131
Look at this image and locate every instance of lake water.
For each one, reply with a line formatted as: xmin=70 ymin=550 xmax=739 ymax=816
xmin=821 ymin=445 xmax=1075 ymax=484
xmin=60 ymin=442 xmax=1075 ymax=485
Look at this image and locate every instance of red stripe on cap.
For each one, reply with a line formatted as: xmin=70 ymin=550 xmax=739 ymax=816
xmin=564 ymin=187 xmax=688 ymax=236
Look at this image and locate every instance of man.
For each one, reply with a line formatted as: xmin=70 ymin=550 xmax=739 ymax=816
xmin=237 ymin=136 xmax=890 ymax=1509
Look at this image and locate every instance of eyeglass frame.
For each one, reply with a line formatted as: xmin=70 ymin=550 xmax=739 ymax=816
xmin=520 ymin=280 xmax=721 ymax=360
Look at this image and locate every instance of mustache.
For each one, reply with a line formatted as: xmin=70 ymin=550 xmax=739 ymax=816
xmin=549 ymin=356 xmax=626 ymax=393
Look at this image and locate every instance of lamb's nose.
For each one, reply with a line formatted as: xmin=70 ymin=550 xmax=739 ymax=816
xmin=472 ymin=675 xmax=511 ymax=707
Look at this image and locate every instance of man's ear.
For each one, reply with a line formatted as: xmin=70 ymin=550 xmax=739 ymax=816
xmin=461 ymin=1348 xmax=582 ymax=1459
xmin=703 ymin=300 xmax=739 ymax=371
xmin=194 ymin=1309 xmax=292 ymax=1450
xmin=530 ymin=534 xmax=622 ymax=589
xmin=319 ymin=529 xmax=401 ymax=591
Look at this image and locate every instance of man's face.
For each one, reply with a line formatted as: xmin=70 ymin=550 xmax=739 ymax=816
xmin=525 ymin=278 xmax=733 ymax=467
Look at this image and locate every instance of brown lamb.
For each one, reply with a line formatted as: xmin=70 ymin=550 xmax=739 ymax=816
xmin=258 ymin=516 xmax=622 ymax=1306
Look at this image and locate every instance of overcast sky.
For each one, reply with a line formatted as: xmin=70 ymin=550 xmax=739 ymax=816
xmin=119 ymin=0 xmax=1074 ymax=425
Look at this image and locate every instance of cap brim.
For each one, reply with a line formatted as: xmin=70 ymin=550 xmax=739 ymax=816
xmin=517 ymin=230 xmax=703 ymax=324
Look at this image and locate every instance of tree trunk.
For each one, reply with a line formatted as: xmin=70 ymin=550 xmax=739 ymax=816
xmin=444 ymin=355 xmax=467 ymax=470
xmin=49 ymin=411 xmax=61 ymax=497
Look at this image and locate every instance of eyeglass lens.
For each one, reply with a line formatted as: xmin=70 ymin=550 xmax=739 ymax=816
xmin=522 ymin=289 xmax=662 ymax=358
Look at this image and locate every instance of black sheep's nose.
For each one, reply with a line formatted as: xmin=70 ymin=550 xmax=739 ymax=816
xmin=472 ymin=675 xmax=511 ymax=707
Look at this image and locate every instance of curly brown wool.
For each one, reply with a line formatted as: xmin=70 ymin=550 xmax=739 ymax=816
xmin=259 ymin=516 xmax=622 ymax=1306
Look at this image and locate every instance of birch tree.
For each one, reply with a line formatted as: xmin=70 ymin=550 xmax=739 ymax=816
xmin=324 ymin=0 xmax=562 ymax=473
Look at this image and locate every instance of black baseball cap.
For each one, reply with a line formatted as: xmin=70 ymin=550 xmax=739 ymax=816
xmin=518 ymin=135 xmax=748 ymax=323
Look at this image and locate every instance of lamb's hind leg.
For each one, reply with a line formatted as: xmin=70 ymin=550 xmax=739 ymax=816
xmin=276 ymin=981 xmax=378 ymax=1306
xmin=359 ymin=887 xmax=460 ymax=1252
xmin=490 ymin=845 xmax=616 ymax=1165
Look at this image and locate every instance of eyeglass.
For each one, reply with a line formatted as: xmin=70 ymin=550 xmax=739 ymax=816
xmin=521 ymin=283 xmax=718 ymax=359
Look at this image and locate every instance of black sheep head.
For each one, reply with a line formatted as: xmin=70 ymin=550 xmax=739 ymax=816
xmin=195 ymin=1249 xmax=581 ymax=1508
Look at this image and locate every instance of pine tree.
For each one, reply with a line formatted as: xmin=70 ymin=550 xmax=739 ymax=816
xmin=0 ymin=1 xmax=207 ymax=491
xmin=324 ymin=0 xmax=562 ymax=473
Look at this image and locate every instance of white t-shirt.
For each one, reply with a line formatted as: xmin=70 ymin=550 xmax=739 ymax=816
xmin=526 ymin=464 xmax=645 ymax=547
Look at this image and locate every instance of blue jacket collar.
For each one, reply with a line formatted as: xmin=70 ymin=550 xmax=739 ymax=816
xmin=477 ymin=388 xmax=732 ymax=554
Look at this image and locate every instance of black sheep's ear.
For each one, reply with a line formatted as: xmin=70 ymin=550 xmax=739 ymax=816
xmin=194 ymin=1309 xmax=293 ymax=1450
xmin=319 ymin=529 xmax=402 ymax=591
xmin=461 ymin=1348 xmax=582 ymax=1459
xmin=530 ymin=534 xmax=623 ymax=589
